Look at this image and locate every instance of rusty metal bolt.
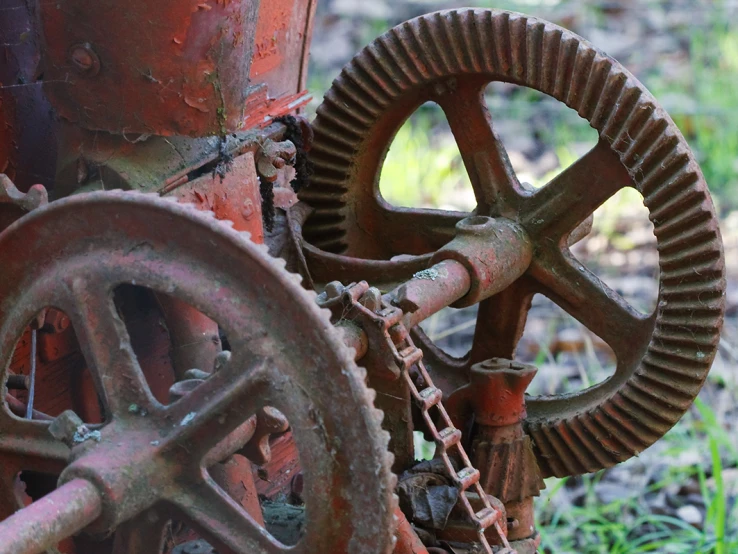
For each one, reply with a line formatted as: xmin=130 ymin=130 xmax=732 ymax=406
xmin=324 ymin=281 xmax=345 ymax=300
xmin=69 ymin=43 xmax=101 ymax=75
xmin=49 ymin=410 xmax=84 ymax=446
xmin=241 ymin=199 xmax=255 ymax=220
xmin=5 ymin=374 xmax=29 ymax=390
xmin=392 ymin=284 xmax=420 ymax=314
xmin=213 ymin=350 xmax=231 ymax=372
xmin=359 ymin=286 xmax=382 ymax=312
xmin=43 ymin=309 xmax=70 ymax=334
xmin=239 ymin=406 xmax=289 ymax=465
xmin=49 ymin=410 xmax=100 ymax=448
xmin=256 ymin=139 xmax=297 ymax=183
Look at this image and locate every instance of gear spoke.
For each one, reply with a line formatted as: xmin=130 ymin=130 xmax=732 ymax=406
xmin=523 ymin=140 xmax=633 ymax=240
xmin=438 ymin=81 xmax=523 ymax=214
xmin=111 ymin=509 xmax=168 ymax=554
xmin=0 ymin=464 xmax=20 ymax=521
xmin=175 ymin=476 xmax=288 ymax=554
xmin=0 ymin=420 xmax=68 ymax=474
xmin=163 ymin=356 xmax=271 ymax=462
xmin=529 ymin=249 xmax=652 ymax=362
xmin=376 ymin=207 xmax=465 ymax=256
xmin=469 ymin=279 xmax=536 ymax=364
xmin=63 ymin=275 xmax=154 ymax=417
xmin=303 ymin=242 xmax=429 ymax=289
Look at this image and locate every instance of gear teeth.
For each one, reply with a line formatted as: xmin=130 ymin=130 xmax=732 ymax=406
xmin=474 ymin=435 xmax=545 ymax=502
xmin=306 ymin=8 xmax=725 ymax=479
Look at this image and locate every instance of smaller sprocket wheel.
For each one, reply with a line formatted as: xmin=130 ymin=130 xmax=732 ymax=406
xmin=300 ymin=9 xmax=726 ymax=478
xmin=0 ymin=191 xmax=396 ymax=553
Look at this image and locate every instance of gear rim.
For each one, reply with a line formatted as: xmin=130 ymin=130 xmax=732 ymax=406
xmin=300 ymin=8 xmax=725 ymax=477
xmin=0 ymin=190 xmax=397 ymax=553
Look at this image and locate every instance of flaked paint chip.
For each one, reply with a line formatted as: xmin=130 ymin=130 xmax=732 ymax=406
xmin=180 ymin=412 xmax=197 ymax=426
xmin=184 ymin=96 xmax=210 ymax=113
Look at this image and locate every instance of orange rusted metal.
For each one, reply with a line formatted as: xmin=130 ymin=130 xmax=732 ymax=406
xmin=394 ymin=508 xmax=429 ymax=554
xmin=37 ymin=0 xmax=314 ymax=136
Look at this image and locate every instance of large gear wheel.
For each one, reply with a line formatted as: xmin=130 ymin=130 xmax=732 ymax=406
xmin=0 ymin=191 xmax=396 ymax=553
xmin=299 ymin=9 xmax=725 ymax=477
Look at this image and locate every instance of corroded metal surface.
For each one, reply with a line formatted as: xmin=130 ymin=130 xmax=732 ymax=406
xmin=0 ymin=479 xmax=102 ymax=554
xmin=0 ymin=191 xmax=396 ymax=553
xmin=447 ymin=359 xmax=544 ymax=545
xmin=39 ymin=0 xmax=259 ymax=135
xmin=0 ymin=4 xmax=58 ymax=192
xmin=37 ymin=0 xmax=313 ymax=136
xmin=301 ymin=8 xmax=726 ymax=478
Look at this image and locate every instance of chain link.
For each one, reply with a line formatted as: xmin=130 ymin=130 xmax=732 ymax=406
xmin=379 ymin=306 xmax=513 ymax=554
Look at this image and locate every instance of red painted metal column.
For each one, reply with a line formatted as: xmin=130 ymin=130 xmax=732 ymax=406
xmin=0 ymin=479 xmax=102 ymax=554
xmin=38 ymin=0 xmax=262 ymax=137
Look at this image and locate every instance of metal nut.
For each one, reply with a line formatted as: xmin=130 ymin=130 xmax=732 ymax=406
xmin=48 ymin=410 xmax=84 ymax=447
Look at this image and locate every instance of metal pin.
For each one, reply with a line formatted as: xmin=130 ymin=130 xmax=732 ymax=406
xmin=25 ymin=329 xmax=37 ymax=419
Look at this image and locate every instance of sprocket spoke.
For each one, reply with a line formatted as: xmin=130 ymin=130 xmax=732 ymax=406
xmin=174 ymin=476 xmax=287 ymax=554
xmin=63 ymin=275 xmax=155 ymax=416
xmin=523 ymin=140 xmax=633 ymax=240
xmin=163 ymin=356 xmax=270 ymax=462
xmin=529 ymin=249 xmax=652 ymax=362
xmin=0 ymin=419 xmax=68 ymax=474
xmin=0 ymin=463 xmax=20 ymax=521
xmin=469 ymin=279 xmax=536 ymax=364
xmin=438 ymin=81 xmax=523 ymax=215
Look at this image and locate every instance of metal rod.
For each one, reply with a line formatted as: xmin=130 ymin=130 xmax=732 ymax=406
xmin=383 ymin=259 xmax=472 ymax=331
xmin=25 ymin=328 xmax=37 ymax=419
xmin=5 ymin=374 xmax=29 ymax=390
xmin=0 ymin=479 xmax=102 ymax=554
xmin=343 ymin=259 xmax=472 ymax=361
xmin=4 ymin=394 xmax=53 ymax=421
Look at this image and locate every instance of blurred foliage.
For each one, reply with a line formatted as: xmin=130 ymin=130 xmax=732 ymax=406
xmin=380 ymin=104 xmax=473 ymax=210
xmin=538 ymin=399 xmax=738 ymax=553
xmin=647 ymin=12 xmax=738 ymax=211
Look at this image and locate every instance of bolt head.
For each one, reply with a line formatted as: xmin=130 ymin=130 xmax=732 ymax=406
xmin=69 ymin=43 xmax=100 ymax=75
xmin=359 ymin=287 xmax=382 ymax=312
xmin=49 ymin=409 xmax=85 ymax=446
xmin=324 ymin=281 xmax=345 ymax=299
xmin=242 ymin=199 xmax=255 ymax=219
